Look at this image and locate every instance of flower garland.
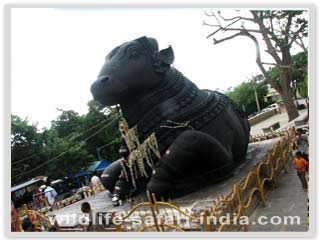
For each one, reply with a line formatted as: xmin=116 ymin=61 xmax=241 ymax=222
xmin=160 ymin=119 xmax=194 ymax=130
xmin=120 ymin=160 xmax=129 ymax=182
xmin=119 ymin=117 xmax=161 ymax=188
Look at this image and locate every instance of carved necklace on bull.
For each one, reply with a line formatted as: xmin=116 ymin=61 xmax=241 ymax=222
xmin=118 ymin=117 xmax=161 ymax=189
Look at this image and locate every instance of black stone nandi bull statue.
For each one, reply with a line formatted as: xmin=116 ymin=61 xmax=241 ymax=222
xmin=91 ymin=36 xmax=250 ymax=203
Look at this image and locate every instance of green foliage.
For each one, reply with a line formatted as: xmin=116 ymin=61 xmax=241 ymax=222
xmin=51 ymin=109 xmax=84 ymax=139
xmin=292 ymin=51 xmax=308 ymax=97
xmin=11 ymin=101 xmax=121 ymax=185
xmin=267 ymin=67 xmax=280 ymax=85
xmin=225 ymin=78 xmax=268 ymax=115
xmin=299 ymin=75 xmax=308 ymax=98
xmin=82 ymin=100 xmax=121 ymax=162
xmin=267 ymin=51 xmax=308 ymax=97
xmin=11 ymin=116 xmax=46 ymax=184
xmin=42 ymin=138 xmax=95 ymax=180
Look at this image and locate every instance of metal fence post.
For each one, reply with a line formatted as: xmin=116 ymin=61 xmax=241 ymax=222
xmin=147 ymin=193 xmax=161 ymax=232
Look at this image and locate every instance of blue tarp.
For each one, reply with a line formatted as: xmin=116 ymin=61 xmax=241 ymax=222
xmin=66 ymin=172 xmax=88 ymax=178
xmin=65 ymin=172 xmax=89 ymax=188
xmin=65 ymin=161 xmax=110 ymax=188
xmin=86 ymin=160 xmax=110 ymax=172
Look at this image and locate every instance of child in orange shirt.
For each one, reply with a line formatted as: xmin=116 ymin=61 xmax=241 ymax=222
xmin=292 ymin=151 xmax=308 ymax=190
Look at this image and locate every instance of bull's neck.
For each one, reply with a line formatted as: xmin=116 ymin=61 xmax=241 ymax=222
xmin=120 ymin=68 xmax=187 ymax=127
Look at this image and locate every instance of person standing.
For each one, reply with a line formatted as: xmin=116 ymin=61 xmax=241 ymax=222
xmin=21 ymin=218 xmax=36 ymax=232
xmin=81 ymin=202 xmax=93 ymax=231
xmin=43 ymin=183 xmax=58 ymax=208
xmin=295 ymin=128 xmax=309 ymax=160
xmin=11 ymin=201 xmax=20 ymax=231
xmin=80 ymin=202 xmax=105 ymax=232
xmin=90 ymin=171 xmax=103 ymax=194
xmin=292 ymin=151 xmax=308 ymax=191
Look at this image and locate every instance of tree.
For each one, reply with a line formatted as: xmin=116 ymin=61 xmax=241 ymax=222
xmin=204 ymin=10 xmax=308 ymax=121
xmin=292 ymin=51 xmax=308 ymax=98
xmin=82 ymin=100 xmax=121 ymax=162
xmin=50 ymin=102 xmax=121 ymax=162
xmin=267 ymin=50 xmax=308 ymax=99
xmin=11 ymin=115 xmax=46 ymax=184
xmin=225 ymin=77 xmax=268 ymax=115
xmin=299 ymin=75 xmax=308 ymax=98
xmin=51 ymin=109 xmax=84 ymax=139
xmin=42 ymin=137 xmax=95 ymax=180
xmin=11 ymin=101 xmax=122 ymax=185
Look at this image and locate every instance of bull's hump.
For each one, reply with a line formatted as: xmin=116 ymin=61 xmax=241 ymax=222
xmin=121 ymin=69 xmax=189 ymax=126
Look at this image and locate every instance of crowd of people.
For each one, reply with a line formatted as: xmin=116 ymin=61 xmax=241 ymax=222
xmin=292 ymin=128 xmax=309 ymax=191
xmin=20 ymin=201 xmax=104 ymax=232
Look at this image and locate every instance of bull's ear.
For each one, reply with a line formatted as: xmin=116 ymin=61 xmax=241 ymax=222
xmin=158 ymin=46 xmax=174 ymax=65
xmin=152 ymin=46 xmax=174 ymax=73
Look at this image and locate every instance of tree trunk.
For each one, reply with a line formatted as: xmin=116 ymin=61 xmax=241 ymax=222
xmin=280 ymin=90 xmax=299 ymax=121
xmin=279 ymin=68 xmax=299 ymax=122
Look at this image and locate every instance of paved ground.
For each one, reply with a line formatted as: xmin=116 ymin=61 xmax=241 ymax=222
xmin=250 ymin=109 xmax=307 ymax=136
xmin=247 ymin=164 xmax=309 ymax=232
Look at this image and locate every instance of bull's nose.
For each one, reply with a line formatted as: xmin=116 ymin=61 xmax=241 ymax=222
xmin=97 ymin=75 xmax=110 ymax=83
xmin=90 ymin=81 xmax=98 ymax=95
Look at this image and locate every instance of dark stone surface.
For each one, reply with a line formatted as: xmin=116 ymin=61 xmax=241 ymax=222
xmin=91 ymin=36 xmax=250 ymax=198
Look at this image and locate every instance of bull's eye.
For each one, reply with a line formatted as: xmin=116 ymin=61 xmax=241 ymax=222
xmin=129 ymin=50 xmax=140 ymax=59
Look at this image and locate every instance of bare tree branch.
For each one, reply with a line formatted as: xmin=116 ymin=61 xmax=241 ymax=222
xmin=268 ymin=27 xmax=307 ymax=51
xmin=269 ymin=15 xmax=274 ymax=33
xmin=242 ymin=31 xmax=280 ymax=89
xmin=211 ymin=11 xmax=222 ymax=26
xmin=204 ymin=10 xmax=215 ymax=17
xmin=211 ymin=28 xmax=281 ymax=91
xmin=204 ymin=10 xmax=306 ymax=120
xmin=223 ymin=18 xmax=242 ymax=29
xmin=261 ymin=62 xmax=292 ymax=68
xmin=234 ymin=31 xmax=283 ymax=91
xmin=288 ymin=21 xmax=308 ymax=47
xmin=224 ymin=27 xmax=261 ymax=33
xmin=204 ymin=12 xmax=228 ymax=38
xmin=205 ymin=12 xmax=260 ymax=39
xmin=206 ymin=27 xmax=261 ymax=39
xmin=250 ymin=11 xmax=282 ymax=64
xmin=297 ymin=35 xmax=307 ymax=52
xmin=203 ymin=21 xmax=219 ymax=27
xmin=212 ymin=31 xmax=244 ymax=44
xmin=284 ymin=12 xmax=293 ymax=44
xmin=217 ymin=11 xmax=254 ymax=22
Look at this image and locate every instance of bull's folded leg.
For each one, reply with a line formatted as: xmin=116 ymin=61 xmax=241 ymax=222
xmin=146 ymin=130 xmax=233 ymax=198
xmin=100 ymin=159 xmax=122 ymax=193
xmin=112 ymin=178 xmax=132 ymax=200
xmin=112 ymin=176 xmax=147 ymax=206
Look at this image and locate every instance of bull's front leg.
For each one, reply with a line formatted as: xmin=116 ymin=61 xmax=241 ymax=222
xmin=146 ymin=130 xmax=233 ymax=198
xmin=100 ymin=159 xmax=123 ymax=193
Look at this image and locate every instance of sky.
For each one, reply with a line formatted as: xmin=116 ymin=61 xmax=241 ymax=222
xmin=11 ymin=8 xmax=290 ymax=129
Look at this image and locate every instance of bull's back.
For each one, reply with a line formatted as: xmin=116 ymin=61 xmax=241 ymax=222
xmin=133 ymin=75 xmax=250 ymax=164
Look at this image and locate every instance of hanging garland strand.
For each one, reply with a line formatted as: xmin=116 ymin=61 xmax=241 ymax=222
xmin=119 ymin=117 xmax=161 ymax=189
xmin=160 ymin=119 xmax=194 ymax=130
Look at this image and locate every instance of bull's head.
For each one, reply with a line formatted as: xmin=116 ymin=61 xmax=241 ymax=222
xmin=91 ymin=36 xmax=174 ymax=106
